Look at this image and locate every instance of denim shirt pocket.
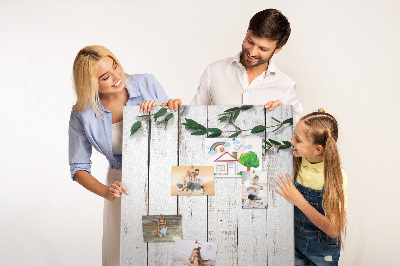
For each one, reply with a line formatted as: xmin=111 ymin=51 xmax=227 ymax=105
xmin=319 ymin=232 xmax=339 ymax=247
xmin=295 ymin=228 xmax=309 ymax=254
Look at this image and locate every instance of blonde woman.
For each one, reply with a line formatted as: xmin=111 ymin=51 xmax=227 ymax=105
xmin=69 ymin=45 xmax=181 ymax=265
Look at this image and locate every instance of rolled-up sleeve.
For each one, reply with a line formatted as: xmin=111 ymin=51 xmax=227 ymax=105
xmin=190 ymin=67 xmax=211 ymax=105
xmin=283 ymin=83 xmax=303 ymax=125
xmin=68 ymin=110 xmax=92 ymax=180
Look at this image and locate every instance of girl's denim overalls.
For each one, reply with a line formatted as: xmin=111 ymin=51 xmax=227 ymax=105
xmin=294 ymin=181 xmax=341 ymax=266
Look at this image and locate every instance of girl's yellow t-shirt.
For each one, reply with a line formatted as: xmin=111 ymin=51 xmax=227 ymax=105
xmin=296 ymin=157 xmax=348 ymax=211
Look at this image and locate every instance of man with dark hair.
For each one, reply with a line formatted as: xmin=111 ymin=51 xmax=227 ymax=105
xmin=190 ymin=9 xmax=302 ymax=122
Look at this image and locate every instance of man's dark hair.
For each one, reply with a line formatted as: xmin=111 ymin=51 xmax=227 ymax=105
xmin=248 ymin=9 xmax=291 ymax=48
xmin=195 ymin=169 xmax=199 ymax=172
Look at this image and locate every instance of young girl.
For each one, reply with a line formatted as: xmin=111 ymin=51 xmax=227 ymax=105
xmin=275 ymin=108 xmax=347 ymax=265
xmin=184 ymin=247 xmax=209 ymax=266
xmin=69 ymin=45 xmax=181 ymax=265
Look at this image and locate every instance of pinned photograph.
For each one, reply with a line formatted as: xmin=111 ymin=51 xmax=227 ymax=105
xmin=172 ymin=166 xmax=215 ymax=195
xmin=205 ymin=138 xmax=262 ymax=177
xmin=242 ymin=171 xmax=268 ymax=209
xmin=173 ymin=240 xmax=217 ymax=266
xmin=142 ymin=214 xmax=183 ymax=242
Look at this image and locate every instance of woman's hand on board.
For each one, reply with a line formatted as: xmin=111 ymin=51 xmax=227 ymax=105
xmin=140 ymin=99 xmax=182 ymax=112
xmin=161 ymin=99 xmax=182 ymax=110
xmin=140 ymin=100 xmax=159 ymax=112
xmin=275 ymin=173 xmax=306 ymax=207
xmin=105 ymin=181 xmax=129 ymax=201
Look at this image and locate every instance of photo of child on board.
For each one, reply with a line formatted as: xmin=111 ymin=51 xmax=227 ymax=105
xmin=242 ymin=171 xmax=268 ymax=209
xmin=173 ymin=240 xmax=217 ymax=266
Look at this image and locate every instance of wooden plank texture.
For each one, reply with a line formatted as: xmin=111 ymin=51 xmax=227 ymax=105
xmin=121 ymin=105 xmax=294 ymax=266
xmin=147 ymin=106 xmax=179 ymax=265
xmin=177 ymin=106 xmax=208 ymax=242
xmin=265 ymin=105 xmax=294 ymax=265
xmin=120 ymin=107 xmax=149 ymax=265
xmin=236 ymin=105 xmax=268 ymax=266
xmin=207 ymin=106 xmax=241 ymax=266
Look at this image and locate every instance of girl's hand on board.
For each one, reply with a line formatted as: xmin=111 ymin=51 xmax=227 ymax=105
xmin=275 ymin=173 xmax=305 ymax=206
xmin=161 ymin=99 xmax=183 ymax=110
xmin=105 ymin=181 xmax=129 ymax=201
xmin=140 ymin=100 xmax=159 ymax=112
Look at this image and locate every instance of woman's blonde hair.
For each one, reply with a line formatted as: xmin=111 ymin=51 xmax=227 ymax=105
xmin=72 ymin=45 xmax=124 ymax=116
xmin=294 ymin=108 xmax=347 ymax=245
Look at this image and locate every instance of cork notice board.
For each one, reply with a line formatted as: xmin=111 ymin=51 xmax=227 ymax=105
xmin=121 ymin=105 xmax=294 ymax=265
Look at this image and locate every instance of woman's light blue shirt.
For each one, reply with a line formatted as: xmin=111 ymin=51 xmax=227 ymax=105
xmin=68 ymin=74 xmax=169 ymax=180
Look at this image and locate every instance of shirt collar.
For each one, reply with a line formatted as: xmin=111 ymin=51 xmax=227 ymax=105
xmin=94 ymin=74 xmax=141 ymax=118
xmin=231 ymin=52 xmax=277 ymax=74
xmin=125 ymin=75 xmax=142 ymax=99
xmin=301 ymin=157 xmax=324 ymax=173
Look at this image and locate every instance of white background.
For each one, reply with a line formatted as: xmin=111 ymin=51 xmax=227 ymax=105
xmin=1 ymin=0 xmax=399 ymax=265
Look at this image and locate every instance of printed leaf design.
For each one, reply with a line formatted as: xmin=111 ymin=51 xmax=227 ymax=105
xmin=272 ymin=117 xmax=281 ymax=123
xmin=163 ymin=113 xmax=174 ymax=129
xmin=263 ymin=140 xmax=272 ymax=146
xmin=272 ymin=125 xmax=283 ymax=132
xmin=282 ymin=118 xmax=293 ymax=125
xmin=207 ymin=128 xmax=222 ymax=134
xmin=229 ymin=131 xmax=242 ymax=138
xmin=191 ymin=131 xmax=208 ymax=135
xmin=224 ymin=107 xmax=239 ymax=113
xmin=153 ymin=108 xmax=167 ymax=122
xmin=268 ymin=139 xmax=281 ymax=146
xmin=251 ymin=125 xmax=266 ymax=133
xmin=130 ymin=121 xmax=142 ymax=136
xmin=183 ymin=118 xmax=206 ymax=131
xmin=207 ymin=132 xmax=222 ymax=138
xmin=233 ymin=109 xmax=240 ymax=120
xmin=218 ymin=116 xmax=228 ymax=122
xmin=239 ymin=105 xmax=253 ymax=110
xmin=282 ymin=141 xmax=292 ymax=147
xmin=277 ymin=141 xmax=292 ymax=152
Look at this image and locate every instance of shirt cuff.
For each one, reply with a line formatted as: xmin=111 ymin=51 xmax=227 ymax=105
xmin=70 ymin=163 xmax=91 ymax=180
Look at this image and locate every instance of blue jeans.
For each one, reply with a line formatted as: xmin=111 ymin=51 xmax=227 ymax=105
xmin=248 ymin=194 xmax=260 ymax=200
xmin=294 ymin=182 xmax=340 ymax=265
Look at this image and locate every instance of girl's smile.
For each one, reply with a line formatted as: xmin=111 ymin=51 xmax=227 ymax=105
xmin=291 ymin=121 xmax=324 ymax=163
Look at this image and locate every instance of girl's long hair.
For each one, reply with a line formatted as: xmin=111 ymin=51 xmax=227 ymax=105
xmin=72 ymin=45 xmax=125 ymax=117
xmin=294 ymin=108 xmax=346 ymax=245
xmin=191 ymin=247 xmax=209 ymax=265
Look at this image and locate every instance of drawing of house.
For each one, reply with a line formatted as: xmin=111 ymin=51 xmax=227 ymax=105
xmin=214 ymin=152 xmax=238 ymax=175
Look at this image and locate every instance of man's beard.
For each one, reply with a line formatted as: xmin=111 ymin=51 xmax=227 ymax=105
xmin=241 ymin=46 xmax=275 ymax=68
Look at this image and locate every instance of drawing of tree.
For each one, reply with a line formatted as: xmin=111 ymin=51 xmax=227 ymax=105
xmin=238 ymin=151 xmax=259 ymax=171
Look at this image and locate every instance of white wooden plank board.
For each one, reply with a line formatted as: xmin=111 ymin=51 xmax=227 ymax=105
xmin=178 ymin=106 xmax=208 ymax=242
xmin=236 ymin=105 xmax=268 ymax=266
xmin=265 ymin=105 xmax=294 ymax=265
xmin=207 ymin=106 xmax=241 ymax=266
xmin=147 ymin=106 xmax=179 ymax=265
xmin=120 ymin=105 xmax=294 ymax=266
xmin=120 ymin=106 xmax=149 ymax=266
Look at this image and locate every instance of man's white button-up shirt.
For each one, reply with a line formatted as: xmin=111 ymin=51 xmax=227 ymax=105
xmin=190 ymin=53 xmax=303 ymax=123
